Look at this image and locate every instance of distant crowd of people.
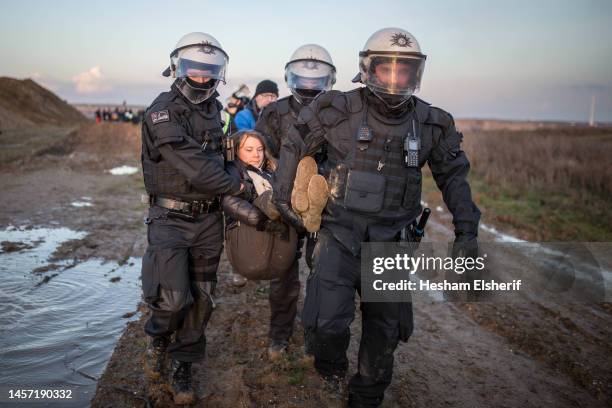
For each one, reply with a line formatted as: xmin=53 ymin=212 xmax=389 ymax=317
xmin=95 ymin=105 xmax=144 ymax=125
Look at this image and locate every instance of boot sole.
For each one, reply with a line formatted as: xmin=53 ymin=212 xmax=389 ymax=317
xmin=292 ymin=157 xmax=318 ymax=213
xmin=303 ymin=175 xmax=328 ymax=232
xmin=307 ymin=175 xmax=329 ymax=211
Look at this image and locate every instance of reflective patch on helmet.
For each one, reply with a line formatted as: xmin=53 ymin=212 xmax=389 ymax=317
xmin=198 ymin=41 xmax=216 ymax=55
xmin=302 ymin=60 xmax=319 ymax=70
xmin=150 ymin=110 xmax=170 ymax=124
xmin=390 ymin=33 xmax=412 ymax=48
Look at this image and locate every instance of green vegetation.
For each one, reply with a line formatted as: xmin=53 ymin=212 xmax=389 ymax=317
xmin=422 ymin=127 xmax=612 ymax=241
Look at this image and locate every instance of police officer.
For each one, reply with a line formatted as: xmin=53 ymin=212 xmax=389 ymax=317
xmin=141 ymin=32 xmax=243 ymax=405
xmin=256 ymin=44 xmax=336 ymax=157
xmin=255 ymin=44 xmax=336 ymax=360
xmin=272 ymin=28 xmax=481 ymax=407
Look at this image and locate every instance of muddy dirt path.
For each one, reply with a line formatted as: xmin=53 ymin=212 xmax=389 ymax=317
xmin=1 ymin=124 xmax=609 ymax=407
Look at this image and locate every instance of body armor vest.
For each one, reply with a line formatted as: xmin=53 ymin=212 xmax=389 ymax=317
xmin=319 ymin=88 xmax=435 ymax=244
xmin=267 ymin=96 xmax=328 ymax=164
xmin=262 ymin=96 xmax=298 ymax=156
xmin=142 ymin=87 xmax=225 ymax=200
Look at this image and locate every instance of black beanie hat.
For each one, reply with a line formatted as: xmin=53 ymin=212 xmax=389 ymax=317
xmin=254 ymin=80 xmax=279 ymax=97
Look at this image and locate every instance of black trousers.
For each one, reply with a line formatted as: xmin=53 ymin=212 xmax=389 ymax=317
xmin=302 ymin=228 xmax=413 ymax=407
xmin=268 ymin=258 xmax=300 ymax=342
xmin=141 ymin=205 xmax=222 ymax=362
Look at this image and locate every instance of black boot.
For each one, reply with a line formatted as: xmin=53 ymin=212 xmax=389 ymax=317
xmin=144 ymin=336 xmax=169 ymax=380
xmin=171 ymin=360 xmax=196 ymax=405
xmin=267 ymin=338 xmax=288 ymax=361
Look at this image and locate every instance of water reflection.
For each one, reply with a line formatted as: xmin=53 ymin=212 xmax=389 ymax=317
xmin=0 ymin=226 xmax=142 ymax=406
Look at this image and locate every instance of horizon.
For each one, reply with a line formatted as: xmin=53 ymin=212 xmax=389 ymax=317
xmin=1 ymin=0 xmax=611 ymax=123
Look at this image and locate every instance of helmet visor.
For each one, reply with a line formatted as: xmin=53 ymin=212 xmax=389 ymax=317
xmin=172 ymin=44 xmax=228 ymax=82
xmin=285 ymin=60 xmax=335 ymax=91
xmin=362 ymin=55 xmax=425 ymax=96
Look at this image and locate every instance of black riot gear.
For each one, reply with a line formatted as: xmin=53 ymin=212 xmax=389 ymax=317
xmin=256 ymin=96 xmax=301 ymax=157
xmin=142 ymin=81 xmax=236 ymax=200
xmin=141 ymin=76 xmax=241 ymax=381
xmin=272 ymin=86 xmax=480 ymax=406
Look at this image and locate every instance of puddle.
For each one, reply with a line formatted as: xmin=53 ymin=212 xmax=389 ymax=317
xmin=0 ymin=226 xmax=87 ymax=269
xmin=108 ymin=166 xmax=138 ymax=176
xmin=0 ymin=226 xmax=142 ymax=406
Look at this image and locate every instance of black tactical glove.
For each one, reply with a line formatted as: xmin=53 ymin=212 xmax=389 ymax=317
xmin=452 ymin=233 xmax=479 ymax=259
xmin=256 ymin=218 xmax=290 ymax=241
xmin=274 ymin=200 xmax=306 ymax=234
xmin=446 ymin=233 xmax=480 ymax=302
xmin=239 ymin=179 xmax=257 ymax=202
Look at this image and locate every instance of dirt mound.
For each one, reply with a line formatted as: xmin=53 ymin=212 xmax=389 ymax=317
xmin=75 ymin=122 xmax=141 ymax=158
xmin=0 ymin=77 xmax=88 ymax=130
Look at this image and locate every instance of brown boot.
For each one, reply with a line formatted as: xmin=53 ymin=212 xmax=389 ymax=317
xmin=291 ymin=157 xmax=318 ymax=214
xmin=267 ymin=339 xmax=288 ymax=362
xmin=144 ymin=336 xmax=169 ymax=381
xmin=303 ymin=175 xmax=329 ymax=233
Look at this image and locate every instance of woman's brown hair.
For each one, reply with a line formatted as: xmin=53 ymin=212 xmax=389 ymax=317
xmin=229 ymin=130 xmax=277 ymax=172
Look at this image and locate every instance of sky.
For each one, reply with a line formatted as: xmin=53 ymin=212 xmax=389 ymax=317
xmin=1 ymin=0 xmax=611 ymax=122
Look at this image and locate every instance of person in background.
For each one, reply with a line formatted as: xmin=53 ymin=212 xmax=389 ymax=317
xmin=234 ymin=80 xmax=278 ymax=131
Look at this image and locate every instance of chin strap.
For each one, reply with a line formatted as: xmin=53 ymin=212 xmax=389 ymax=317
xmin=370 ymin=89 xmax=412 ymax=110
xmin=176 ymin=78 xmax=216 ymax=104
xmin=289 ymin=89 xmax=316 ymax=106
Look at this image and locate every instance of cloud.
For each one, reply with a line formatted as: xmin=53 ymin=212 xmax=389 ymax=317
xmin=72 ymin=66 xmax=111 ymax=94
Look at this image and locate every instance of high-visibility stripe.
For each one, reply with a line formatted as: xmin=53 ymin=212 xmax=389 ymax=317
xmin=221 ymin=111 xmax=231 ymax=134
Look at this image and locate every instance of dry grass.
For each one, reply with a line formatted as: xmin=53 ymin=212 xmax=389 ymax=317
xmin=451 ymin=125 xmax=612 ymax=241
xmin=462 ymin=126 xmax=612 ymax=199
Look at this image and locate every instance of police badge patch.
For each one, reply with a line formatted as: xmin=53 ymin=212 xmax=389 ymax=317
xmin=151 ymin=110 xmax=170 ymax=124
xmin=390 ymin=33 xmax=412 ymax=48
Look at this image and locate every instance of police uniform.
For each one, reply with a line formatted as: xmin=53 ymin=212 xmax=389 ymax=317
xmin=141 ymin=81 xmax=241 ymax=363
xmin=272 ymin=88 xmax=481 ymax=406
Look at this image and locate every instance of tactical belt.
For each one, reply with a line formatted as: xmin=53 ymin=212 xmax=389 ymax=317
xmin=146 ymin=195 xmax=221 ymax=217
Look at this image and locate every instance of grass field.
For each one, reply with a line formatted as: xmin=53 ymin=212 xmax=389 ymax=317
xmin=426 ymin=125 xmax=612 ymax=241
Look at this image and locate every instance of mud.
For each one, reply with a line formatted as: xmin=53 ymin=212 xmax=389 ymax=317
xmin=0 ymin=122 xmax=610 ymax=407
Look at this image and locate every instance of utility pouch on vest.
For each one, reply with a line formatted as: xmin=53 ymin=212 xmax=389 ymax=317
xmin=142 ymin=158 xmax=190 ymax=195
xmin=225 ymin=137 xmax=235 ymax=162
xmin=344 ymin=169 xmax=386 ymax=213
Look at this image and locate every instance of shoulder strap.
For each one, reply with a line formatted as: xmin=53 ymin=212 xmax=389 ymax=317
xmin=276 ymin=97 xmax=291 ymax=116
xmin=345 ymin=88 xmax=364 ymax=113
